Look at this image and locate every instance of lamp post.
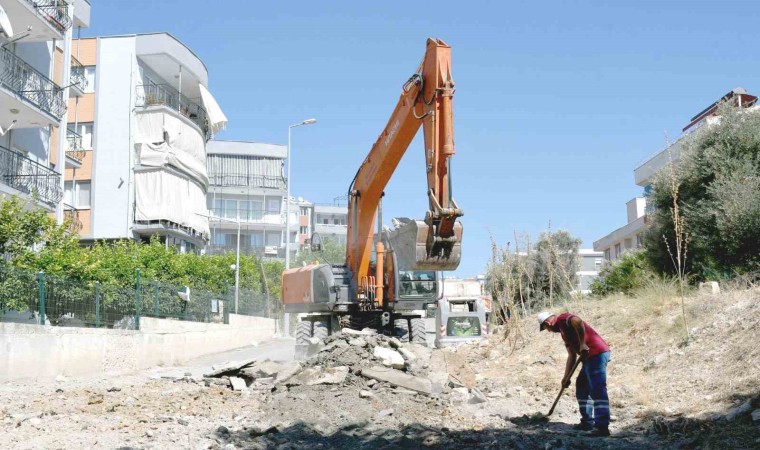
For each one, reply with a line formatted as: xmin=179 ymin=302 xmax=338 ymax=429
xmin=284 ymin=118 xmax=316 ymax=336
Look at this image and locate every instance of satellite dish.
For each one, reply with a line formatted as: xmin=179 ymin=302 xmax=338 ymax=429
xmin=0 ymin=5 xmax=13 ymax=39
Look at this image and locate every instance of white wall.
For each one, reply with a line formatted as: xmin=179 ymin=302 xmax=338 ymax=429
xmin=91 ymin=36 xmax=136 ymax=239
xmin=0 ymin=314 xmax=276 ymax=381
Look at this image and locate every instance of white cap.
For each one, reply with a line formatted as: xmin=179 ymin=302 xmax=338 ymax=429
xmin=537 ymin=311 xmax=553 ymax=330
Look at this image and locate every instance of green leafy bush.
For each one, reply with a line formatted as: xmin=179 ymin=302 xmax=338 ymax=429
xmin=590 ymin=251 xmax=655 ymax=296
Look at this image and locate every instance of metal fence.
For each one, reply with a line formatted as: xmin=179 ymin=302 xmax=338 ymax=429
xmin=23 ymin=0 xmax=72 ymax=34
xmin=0 ymin=266 xmax=281 ymax=330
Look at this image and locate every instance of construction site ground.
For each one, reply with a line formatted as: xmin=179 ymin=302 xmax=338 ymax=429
xmin=2 ymin=287 xmax=758 ymax=449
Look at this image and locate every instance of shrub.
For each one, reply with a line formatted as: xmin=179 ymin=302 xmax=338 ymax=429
xmin=590 ymin=251 xmax=655 ymax=296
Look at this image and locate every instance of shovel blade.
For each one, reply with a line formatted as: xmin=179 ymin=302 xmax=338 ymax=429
xmin=387 ymin=219 xmax=462 ymax=271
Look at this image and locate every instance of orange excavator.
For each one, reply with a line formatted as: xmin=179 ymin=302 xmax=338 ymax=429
xmin=282 ymin=38 xmax=463 ymax=344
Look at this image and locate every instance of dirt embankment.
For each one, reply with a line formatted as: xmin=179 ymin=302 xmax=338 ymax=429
xmin=1 ymin=287 xmax=758 ymax=449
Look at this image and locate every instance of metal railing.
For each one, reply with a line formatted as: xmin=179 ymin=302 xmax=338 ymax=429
xmin=135 ymin=84 xmax=209 ymax=139
xmin=210 ymin=208 xmax=282 ymax=223
xmin=65 ymin=129 xmax=86 ymax=163
xmin=69 ymin=56 xmax=88 ymax=92
xmin=206 ymin=244 xmax=286 ymax=259
xmin=63 ymin=203 xmax=83 ymax=233
xmin=208 ymin=174 xmax=287 ymax=190
xmin=23 ymin=0 xmax=72 ymax=34
xmin=0 ymin=144 xmax=62 ymax=208
xmin=0 ymin=47 xmax=66 ymax=120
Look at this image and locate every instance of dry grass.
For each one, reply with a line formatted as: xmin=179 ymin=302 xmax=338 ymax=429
xmin=481 ymin=282 xmax=760 ymax=424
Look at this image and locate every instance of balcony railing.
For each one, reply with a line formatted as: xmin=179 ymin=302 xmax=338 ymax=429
xmin=23 ymin=0 xmax=72 ymax=34
xmin=135 ymin=84 xmax=209 ymax=139
xmin=0 ymin=46 xmax=66 ymax=120
xmin=210 ymin=208 xmax=282 ymax=223
xmin=63 ymin=203 xmax=83 ymax=233
xmin=0 ymin=144 xmax=62 ymax=208
xmin=65 ymin=129 xmax=86 ymax=164
xmin=206 ymin=244 xmax=286 ymax=259
xmin=69 ymin=56 xmax=87 ymax=92
xmin=208 ymin=174 xmax=287 ymax=190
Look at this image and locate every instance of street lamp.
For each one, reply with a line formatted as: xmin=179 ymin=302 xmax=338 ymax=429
xmin=196 ymin=212 xmax=241 ymax=313
xmin=284 ymin=118 xmax=317 ymax=336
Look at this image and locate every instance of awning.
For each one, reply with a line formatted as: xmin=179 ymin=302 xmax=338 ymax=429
xmin=0 ymin=5 xmax=13 ymax=39
xmin=199 ymin=83 xmax=228 ymax=134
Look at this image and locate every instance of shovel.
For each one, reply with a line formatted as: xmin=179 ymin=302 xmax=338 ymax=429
xmin=528 ymin=357 xmax=583 ymax=423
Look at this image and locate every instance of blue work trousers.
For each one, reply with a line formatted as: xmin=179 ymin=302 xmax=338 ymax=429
xmin=576 ymin=351 xmax=610 ymax=428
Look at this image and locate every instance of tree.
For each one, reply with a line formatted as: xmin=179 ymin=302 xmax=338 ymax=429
xmin=294 ymin=237 xmax=346 ymax=267
xmin=645 ymin=102 xmax=760 ymax=280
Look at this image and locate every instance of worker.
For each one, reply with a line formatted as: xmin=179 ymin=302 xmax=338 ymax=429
xmin=538 ymin=311 xmax=611 ymax=437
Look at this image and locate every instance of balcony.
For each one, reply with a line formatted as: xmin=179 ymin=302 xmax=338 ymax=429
xmin=135 ymin=84 xmax=209 ymax=140
xmin=210 ymin=208 xmax=283 ymax=225
xmin=65 ymin=129 xmax=85 ymax=167
xmin=69 ymin=56 xmax=87 ymax=97
xmin=0 ymin=144 xmax=62 ymax=208
xmin=0 ymin=46 xmax=66 ymax=127
xmin=1 ymin=0 xmax=71 ymax=41
xmin=63 ymin=203 xmax=83 ymax=233
xmin=206 ymin=244 xmax=286 ymax=259
xmin=208 ymin=174 xmax=287 ymax=190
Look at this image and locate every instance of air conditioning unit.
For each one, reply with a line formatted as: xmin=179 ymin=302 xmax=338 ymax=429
xmin=264 ymin=246 xmax=278 ymax=255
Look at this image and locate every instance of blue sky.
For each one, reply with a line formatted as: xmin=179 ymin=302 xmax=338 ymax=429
xmin=85 ymin=0 xmax=760 ymax=277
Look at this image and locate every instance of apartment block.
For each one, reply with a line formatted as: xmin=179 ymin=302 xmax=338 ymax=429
xmin=312 ymin=203 xmax=348 ymax=245
xmin=206 ymin=140 xmax=312 ymax=260
xmin=64 ymin=32 xmax=227 ymax=253
xmin=0 ymin=0 xmax=89 ymax=217
xmin=594 ymin=88 xmax=757 ymax=261
xmin=575 ymin=249 xmax=603 ymax=293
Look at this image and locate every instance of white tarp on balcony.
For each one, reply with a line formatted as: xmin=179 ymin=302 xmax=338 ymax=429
xmin=136 ymin=142 xmax=209 ymax=187
xmin=134 ymin=169 xmax=209 ymax=236
xmin=199 ymin=84 xmax=227 ymax=133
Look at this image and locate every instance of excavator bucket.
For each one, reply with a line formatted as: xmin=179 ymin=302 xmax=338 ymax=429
xmin=387 ymin=218 xmax=463 ymax=271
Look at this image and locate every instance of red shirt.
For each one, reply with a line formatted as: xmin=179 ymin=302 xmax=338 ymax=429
xmin=551 ymin=313 xmax=610 ymax=357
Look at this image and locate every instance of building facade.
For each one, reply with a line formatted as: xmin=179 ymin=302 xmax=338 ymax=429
xmin=64 ymin=32 xmax=227 ymax=253
xmin=205 ymin=140 xmax=311 ymax=260
xmin=575 ymin=249 xmax=604 ymax=293
xmin=0 ymin=0 xmax=89 ymax=219
xmin=594 ymin=88 xmax=757 ymax=261
xmin=312 ymin=203 xmax=348 ymax=245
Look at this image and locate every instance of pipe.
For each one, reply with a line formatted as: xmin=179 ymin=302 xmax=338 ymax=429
xmin=375 ymin=241 xmax=385 ymax=307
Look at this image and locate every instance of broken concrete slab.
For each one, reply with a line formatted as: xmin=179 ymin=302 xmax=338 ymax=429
xmin=450 ymin=387 xmax=469 ymax=404
xmin=341 ymin=328 xmax=365 ymax=335
xmin=287 ymin=366 xmax=349 ymax=386
xmin=294 ymin=341 xmax=324 ymax=361
xmin=468 ymin=388 xmax=488 ymax=404
xmin=239 ymin=361 xmax=302 ymax=384
xmin=348 ymin=338 xmax=367 ymax=347
xmin=204 ymin=359 xmax=257 ymax=378
xmin=387 ymin=337 xmax=403 ymax=349
xmin=374 ymin=346 xmax=405 ymax=369
xmin=360 ymin=366 xmax=433 ymax=395
xmin=229 ymin=377 xmax=247 ymax=391
xmin=398 ymin=347 xmax=416 ymax=361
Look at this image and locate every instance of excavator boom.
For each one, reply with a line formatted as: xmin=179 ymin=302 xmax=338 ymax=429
xmin=347 ymin=38 xmax=463 ymax=283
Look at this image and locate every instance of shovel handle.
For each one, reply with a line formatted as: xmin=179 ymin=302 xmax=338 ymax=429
xmin=547 ymin=357 xmax=583 ymax=416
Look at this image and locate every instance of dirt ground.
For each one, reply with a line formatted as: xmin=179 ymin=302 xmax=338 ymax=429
xmin=1 ymin=286 xmax=758 ymax=449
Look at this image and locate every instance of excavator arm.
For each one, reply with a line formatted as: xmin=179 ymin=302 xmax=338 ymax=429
xmin=346 ymin=38 xmax=464 ymax=291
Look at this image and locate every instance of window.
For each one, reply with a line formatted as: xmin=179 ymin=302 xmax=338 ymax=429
xmin=224 ymin=200 xmax=236 ymax=219
xmin=211 ymin=232 xmax=224 ymax=246
xmin=323 ymin=218 xmax=329 ymax=225
xmin=636 ymin=233 xmax=643 ymax=247
xmin=300 ymin=226 xmax=308 ymax=234
xmin=267 ymin=198 xmax=281 ymax=214
xmin=333 ymin=218 xmax=340 ymax=225
xmin=300 ymin=207 xmax=308 ymax=216
xmin=68 ymin=122 xmax=93 ymax=149
xmin=250 ymin=200 xmax=264 ymax=220
xmin=595 ymin=258 xmax=603 ymax=271
xmin=614 ymin=243 xmax=622 ymax=258
xmin=266 ymin=231 xmax=280 ymax=246
xmin=251 ymin=232 xmax=264 ymax=247
xmin=64 ymin=181 xmax=91 ymax=208
xmin=604 ymin=249 xmax=611 ymax=261
xmin=239 ymin=201 xmax=250 ymax=222
xmin=213 ymin=198 xmax=223 ymax=217
xmin=83 ymin=66 xmax=96 ymax=93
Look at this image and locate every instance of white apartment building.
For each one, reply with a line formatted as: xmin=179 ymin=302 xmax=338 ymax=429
xmin=312 ymin=202 xmax=347 ymax=245
xmin=0 ymin=0 xmax=89 ymax=218
xmin=63 ymin=32 xmax=227 ymax=253
xmin=575 ymin=248 xmax=604 ymax=293
xmin=205 ymin=140 xmax=312 ymax=260
xmin=594 ymin=88 xmax=757 ymax=261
